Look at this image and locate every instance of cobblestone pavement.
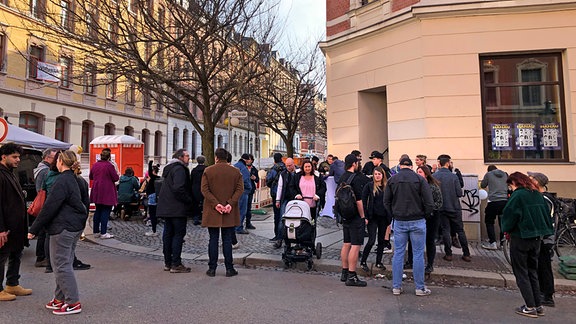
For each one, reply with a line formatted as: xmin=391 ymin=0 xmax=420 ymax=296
xmin=91 ymin=209 xmax=514 ymax=274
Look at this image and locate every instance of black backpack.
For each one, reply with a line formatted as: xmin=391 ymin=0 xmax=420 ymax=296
xmin=333 ymin=173 xmax=357 ymax=224
xmin=266 ymin=164 xmax=284 ymax=189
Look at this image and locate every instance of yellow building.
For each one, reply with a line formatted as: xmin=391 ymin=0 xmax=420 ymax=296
xmin=322 ymin=0 xmax=576 ymax=196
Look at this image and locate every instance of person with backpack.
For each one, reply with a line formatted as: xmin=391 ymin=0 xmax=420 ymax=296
xmin=528 ymin=171 xmax=556 ymax=307
xmin=336 ymin=154 xmax=370 ymax=287
xmin=384 ymin=157 xmax=434 ymax=296
xmin=265 ymin=153 xmax=286 ymax=242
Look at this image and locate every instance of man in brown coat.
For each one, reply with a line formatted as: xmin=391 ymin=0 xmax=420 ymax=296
xmin=201 ymin=148 xmax=244 ymax=277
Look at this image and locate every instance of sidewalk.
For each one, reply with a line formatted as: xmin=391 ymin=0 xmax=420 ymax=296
xmin=83 ymin=208 xmax=576 ymax=293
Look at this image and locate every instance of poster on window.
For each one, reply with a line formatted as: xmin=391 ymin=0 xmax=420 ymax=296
xmin=540 ymin=123 xmax=562 ymax=150
xmin=515 ymin=123 xmax=536 ymax=150
xmin=491 ymin=124 xmax=512 ymax=150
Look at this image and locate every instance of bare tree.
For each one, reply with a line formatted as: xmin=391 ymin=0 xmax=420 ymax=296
xmin=19 ymin=0 xmax=279 ymax=164
xmin=247 ymin=42 xmax=325 ymax=157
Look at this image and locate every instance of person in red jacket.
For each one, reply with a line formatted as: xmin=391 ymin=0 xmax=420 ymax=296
xmin=89 ymin=148 xmax=119 ymax=239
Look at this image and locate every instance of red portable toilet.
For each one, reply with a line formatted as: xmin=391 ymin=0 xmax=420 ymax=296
xmin=89 ymin=135 xmax=144 ymax=178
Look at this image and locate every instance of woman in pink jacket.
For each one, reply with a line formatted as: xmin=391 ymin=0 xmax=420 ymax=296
xmin=89 ymin=149 xmax=119 ymax=239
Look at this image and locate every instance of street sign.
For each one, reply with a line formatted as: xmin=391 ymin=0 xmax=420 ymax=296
xmin=229 ymin=110 xmax=248 ymax=118
xmin=0 ymin=118 xmax=8 ymax=143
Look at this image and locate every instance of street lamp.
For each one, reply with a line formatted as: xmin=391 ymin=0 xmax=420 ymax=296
xmin=226 ymin=112 xmax=240 ymax=153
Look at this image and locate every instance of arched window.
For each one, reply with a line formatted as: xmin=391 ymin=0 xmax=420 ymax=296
xmin=183 ymin=129 xmax=189 ymax=152
xmin=142 ymin=129 xmax=150 ymax=156
xmin=19 ymin=112 xmax=41 ymax=133
xmin=239 ymin=135 xmax=243 ymax=154
xmin=104 ymin=123 xmax=115 ymax=135
xmin=81 ymin=120 xmax=94 ymax=152
xmin=172 ymin=127 xmax=179 ymax=152
xmin=124 ymin=126 xmax=134 ymax=136
xmin=55 ymin=116 xmax=69 ymax=142
xmin=217 ymin=134 xmax=223 ymax=149
xmin=154 ymin=130 xmax=162 ymax=157
xmin=233 ymin=134 xmax=238 ymax=155
xmin=191 ymin=131 xmax=197 ymax=158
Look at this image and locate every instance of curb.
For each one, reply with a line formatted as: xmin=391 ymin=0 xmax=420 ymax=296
xmin=82 ymin=234 xmax=576 ymax=293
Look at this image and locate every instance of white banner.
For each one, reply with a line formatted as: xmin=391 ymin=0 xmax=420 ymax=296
xmin=37 ymin=62 xmax=61 ymax=82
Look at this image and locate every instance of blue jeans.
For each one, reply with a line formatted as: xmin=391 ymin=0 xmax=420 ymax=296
xmin=93 ymin=204 xmax=113 ymax=235
xmin=162 ymin=217 xmax=187 ymax=267
xmin=276 ymin=201 xmax=288 ymax=240
xmin=208 ymin=227 xmax=234 ymax=270
xmin=235 ymin=192 xmax=249 ymax=232
xmin=392 ymin=219 xmax=427 ymax=290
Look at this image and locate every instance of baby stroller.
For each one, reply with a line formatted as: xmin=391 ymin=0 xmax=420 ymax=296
xmin=281 ymin=200 xmax=322 ymax=270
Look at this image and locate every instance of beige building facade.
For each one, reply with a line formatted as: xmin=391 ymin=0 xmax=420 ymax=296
xmin=322 ymin=0 xmax=576 ymax=197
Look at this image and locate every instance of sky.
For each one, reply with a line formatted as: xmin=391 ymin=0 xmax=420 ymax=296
xmin=276 ymin=0 xmax=326 ymax=54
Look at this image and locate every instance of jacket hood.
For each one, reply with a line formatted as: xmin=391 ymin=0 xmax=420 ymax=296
xmin=33 ymin=161 xmax=50 ymax=179
xmin=492 ymin=169 xmax=507 ymax=178
xmin=119 ymin=175 xmax=133 ymax=182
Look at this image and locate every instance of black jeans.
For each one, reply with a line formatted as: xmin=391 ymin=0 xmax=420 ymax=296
xmin=510 ymin=236 xmax=542 ymax=308
xmin=537 ymin=241 xmax=555 ymax=297
xmin=439 ymin=211 xmax=470 ymax=256
xmin=0 ymin=246 xmax=23 ymax=289
xmin=162 ymin=217 xmax=187 ymax=267
xmin=426 ymin=211 xmax=440 ymax=267
xmin=246 ymin=192 xmax=254 ymax=225
xmin=272 ymin=202 xmax=281 ymax=239
xmin=35 ymin=228 xmax=47 ymax=260
xmin=361 ymin=216 xmax=388 ymax=264
xmin=208 ymin=227 xmax=234 ymax=270
xmin=484 ymin=200 xmax=507 ymax=243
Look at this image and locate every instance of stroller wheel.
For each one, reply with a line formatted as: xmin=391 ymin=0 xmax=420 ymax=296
xmin=307 ymin=260 xmax=314 ymax=271
xmin=316 ymin=243 xmax=322 ymax=260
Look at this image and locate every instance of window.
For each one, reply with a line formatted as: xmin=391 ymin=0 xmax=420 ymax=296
xmin=59 ymin=56 xmax=72 ymax=88
xmin=106 ymin=73 xmax=117 ymax=99
xmin=104 ymin=123 xmax=115 ymax=135
xmin=191 ymin=131 xmax=197 ymax=158
xmin=143 ymin=89 xmax=151 ymax=108
xmin=124 ymin=126 xmax=133 ymax=136
xmin=480 ymin=52 xmax=568 ymax=162
xmin=108 ymin=20 xmax=118 ymax=44
xmin=55 ymin=117 xmax=68 ymax=142
xmin=19 ymin=113 xmax=40 ymax=133
xmin=154 ymin=130 xmax=162 ymax=156
xmin=81 ymin=120 xmax=93 ymax=152
xmin=60 ymin=0 xmax=73 ymax=31
xmin=30 ymin=0 xmax=46 ymax=20
xmin=142 ymin=129 xmax=150 ymax=156
xmin=126 ymin=81 xmax=136 ymax=104
xmin=217 ymin=134 xmax=223 ymax=149
xmin=85 ymin=8 xmax=98 ymax=38
xmin=183 ymin=129 xmax=189 ymax=151
xmin=129 ymin=0 xmax=138 ymax=14
xmin=0 ymin=34 xmax=6 ymax=72
xmin=233 ymin=134 xmax=238 ymax=155
xmin=28 ymin=45 xmax=44 ymax=79
xmin=172 ymin=127 xmax=179 ymax=152
xmin=84 ymin=64 xmax=96 ymax=94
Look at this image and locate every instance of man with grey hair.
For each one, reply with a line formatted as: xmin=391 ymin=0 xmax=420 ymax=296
xmin=32 ymin=148 xmax=56 ymax=267
xmin=191 ymin=155 xmax=207 ymax=226
xmin=273 ymin=157 xmax=297 ymax=248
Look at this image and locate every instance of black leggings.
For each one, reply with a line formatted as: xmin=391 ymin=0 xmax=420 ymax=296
xmin=361 ymin=217 xmax=389 ymax=264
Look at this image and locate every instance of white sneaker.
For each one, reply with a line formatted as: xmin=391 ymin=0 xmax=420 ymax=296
xmin=100 ymin=233 xmax=114 ymax=239
xmin=415 ymin=288 xmax=431 ymax=296
xmin=144 ymin=232 xmax=158 ymax=237
xmin=232 ymin=243 xmax=240 ymax=249
xmin=93 ymin=233 xmax=100 ymax=238
xmin=481 ymin=241 xmax=498 ymax=250
xmin=392 ymin=288 xmax=403 ymax=295
xmin=145 ymin=220 xmax=152 ymax=227
xmin=383 ymin=247 xmax=393 ymax=254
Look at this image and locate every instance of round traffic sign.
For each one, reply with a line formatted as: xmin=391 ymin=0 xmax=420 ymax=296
xmin=0 ymin=118 xmax=8 ymax=143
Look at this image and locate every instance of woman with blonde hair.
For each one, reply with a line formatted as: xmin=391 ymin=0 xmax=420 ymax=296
xmin=360 ymin=166 xmax=391 ymax=271
xmin=28 ymin=150 xmax=90 ymax=315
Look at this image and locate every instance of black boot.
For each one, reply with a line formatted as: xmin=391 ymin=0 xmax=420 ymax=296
xmin=340 ymin=268 xmax=349 ymax=282
xmin=345 ymin=272 xmax=367 ymax=287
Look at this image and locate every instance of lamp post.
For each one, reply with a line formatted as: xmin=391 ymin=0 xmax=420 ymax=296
xmin=226 ymin=109 xmax=242 ymax=155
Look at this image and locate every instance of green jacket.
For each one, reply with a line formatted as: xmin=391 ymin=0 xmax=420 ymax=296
xmin=501 ymin=188 xmax=553 ymax=239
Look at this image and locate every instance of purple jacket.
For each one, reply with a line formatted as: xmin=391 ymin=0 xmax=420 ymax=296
xmin=89 ymin=160 xmax=120 ymax=206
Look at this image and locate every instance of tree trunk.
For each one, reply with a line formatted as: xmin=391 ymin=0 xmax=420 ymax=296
xmin=201 ymin=122 xmax=216 ymax=165
xmin=285 ymin=134 xmax=295 ymax=158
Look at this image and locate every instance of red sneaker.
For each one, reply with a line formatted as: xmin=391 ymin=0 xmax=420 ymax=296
xmin=45 ymin=298 xmax=64 ymax=310
xmin=52 ymin=302 xmax=82 ymax=315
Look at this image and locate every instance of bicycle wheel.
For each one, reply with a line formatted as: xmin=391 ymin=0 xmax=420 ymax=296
xmin=555 ymin=223 xmax=576 ymax=257
xmin=503 ymin=238 xmax=511 ymax=265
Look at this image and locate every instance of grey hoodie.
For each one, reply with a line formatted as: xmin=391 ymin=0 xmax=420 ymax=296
xmin=33 ymin=161 xmax=50 ymax=192
xmin=480 ymin=169 xmax=508 ymax=201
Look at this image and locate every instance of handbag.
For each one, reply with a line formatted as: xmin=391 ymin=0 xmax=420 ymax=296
xmin=27 ymin=189 xmax=47 ymax=217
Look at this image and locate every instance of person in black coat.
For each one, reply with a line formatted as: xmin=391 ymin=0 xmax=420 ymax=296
xmin=190 ymin=156 xmax=207 ymax=226
xmin=286 ymin=160 xmax=327 ymax=219
xmin=360 ymin=166 xmax=391 ymax=271
xmin=245 ymin=154 xmax=259 ymax=229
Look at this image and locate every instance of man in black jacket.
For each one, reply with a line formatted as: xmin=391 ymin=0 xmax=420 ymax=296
xmin=157 ymin=149 xmax=193 ymax=273
xmin=0 ymin=143 xmax=32 ymax=301
xmin=384 ymin=157 xmax=434 ymax=296
xmin=190 ymin=155 xmax=207 ymax=226
xmin=245 ymin=154 xmax=259 ymax=230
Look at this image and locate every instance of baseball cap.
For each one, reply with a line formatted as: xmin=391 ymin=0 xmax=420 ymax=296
xmin=399 ymin=158 xmax=413 ymax=166
xmin=344 ymin=154 xmax=358 ymax=165
xmin=527 ymin=171 xmax=549 ymax=187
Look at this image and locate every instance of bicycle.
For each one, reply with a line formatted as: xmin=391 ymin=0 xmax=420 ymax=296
xmin=503 ymin=197 xmax=576 ymax=265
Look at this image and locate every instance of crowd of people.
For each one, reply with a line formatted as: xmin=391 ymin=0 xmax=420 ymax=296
xmin=0 ymin=142 xmax=560 ymax=318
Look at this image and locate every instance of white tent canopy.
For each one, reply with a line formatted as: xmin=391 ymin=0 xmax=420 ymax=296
xmin=3 ymin=123 xmax=71 ymax=150
xmin=90 ymin=135 xmax=143 ymax=145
